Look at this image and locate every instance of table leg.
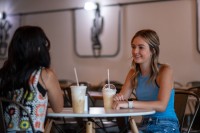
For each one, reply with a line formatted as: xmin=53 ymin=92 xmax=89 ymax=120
xmin=130 ymin=117 xmax=139 ymax=133
xmin=86 ymin=121 xmax=95 ymax=133
xmin=44 ymin=119 xmax=54 ymax=133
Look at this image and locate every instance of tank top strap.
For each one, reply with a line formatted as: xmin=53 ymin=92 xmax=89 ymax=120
xmin=30 ymin=67 xmax=42 ymax=88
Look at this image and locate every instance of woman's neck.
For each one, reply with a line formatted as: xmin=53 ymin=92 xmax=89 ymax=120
xmin=139 ymin=63 xmax=151 ymax=76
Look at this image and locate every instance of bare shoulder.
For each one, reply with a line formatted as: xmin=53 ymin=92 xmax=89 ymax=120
xmin=41 ymin=68 xmax=55 ymax=76
xmin=126 ymin=67 xmax=135 ymax=79
xmin=41 ymin=68 xmax=63 ymax=112
xmin=41 ymin=68 xmax=57 ymax=80
xmin=159 ymin=64 xmax=173 ymax=74
xmin=40 ymin=68 xmax=59 ymax=90
xmin=157 ymin=64 xmax=174 ymax=89
xmin=157 ymin=64 xmax=173 ymax=81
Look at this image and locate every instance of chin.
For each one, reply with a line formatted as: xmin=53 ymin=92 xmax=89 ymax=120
xmin=133 ymin=59 xmax=142 ymax=64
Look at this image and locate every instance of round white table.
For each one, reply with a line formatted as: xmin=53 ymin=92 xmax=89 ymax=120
xmin=47 ymin=107 xmax=155 ymax=133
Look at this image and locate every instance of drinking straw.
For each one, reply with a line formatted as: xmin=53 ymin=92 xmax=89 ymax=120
xmin=74 ymin=67 xmax=79 ymax=86
xmin=107 ymin=69 xmax=110 ymax=88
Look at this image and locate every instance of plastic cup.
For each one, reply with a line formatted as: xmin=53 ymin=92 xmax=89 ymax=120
xmin=70 ymin=85 xmax=87 ymax=113
xmin=102 ymin=84 xmax=116 ymax=110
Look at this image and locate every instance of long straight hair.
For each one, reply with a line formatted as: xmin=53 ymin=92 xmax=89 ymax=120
xmin=0 ymin=26 xmax=51 ymax=104
xmin=131 ymin=29 xmax=160 ymax=89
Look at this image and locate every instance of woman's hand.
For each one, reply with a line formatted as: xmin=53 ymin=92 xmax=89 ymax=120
xmin=112 ymin=100 xmax=128 ymax=110
xmin=113 ymin=93 xmax=126 ymax=101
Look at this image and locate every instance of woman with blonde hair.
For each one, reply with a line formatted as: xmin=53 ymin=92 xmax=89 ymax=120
xmin=113 ymin=29 xmax=179 ymax=132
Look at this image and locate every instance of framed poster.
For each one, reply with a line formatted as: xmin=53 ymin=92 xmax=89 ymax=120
xmin=73 ymin=6 xmax=121 ymax=57
xmin=0 ymin=15 xmax=20 ymax=59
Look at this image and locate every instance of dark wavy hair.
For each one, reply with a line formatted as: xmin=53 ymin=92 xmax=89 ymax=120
xmin=0 ymin=26 xmax=51 ymax=102
xmin=131 ymin=29 xmax=160 ymax=89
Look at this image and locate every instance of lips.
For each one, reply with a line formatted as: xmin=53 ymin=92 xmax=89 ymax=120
xmin=133 ymin=54 xmax=141 ymax=59
xmin=133 ymin=55 xmax=142 ymax=63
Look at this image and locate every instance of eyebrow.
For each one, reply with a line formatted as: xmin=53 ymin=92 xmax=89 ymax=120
xmin=131 ymin=43 xmax=146 ymax=46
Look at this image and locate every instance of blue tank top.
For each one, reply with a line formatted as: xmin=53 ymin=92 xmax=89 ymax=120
xmin=135 ymin=74 xmax=177 ymax=119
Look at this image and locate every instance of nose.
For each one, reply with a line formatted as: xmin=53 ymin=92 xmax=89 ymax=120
xmin=132 ymin=47 xmax=138 ymax=54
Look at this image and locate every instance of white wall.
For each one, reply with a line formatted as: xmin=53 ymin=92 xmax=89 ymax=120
xmin=0 ymin=0 xmax=199 ymax=86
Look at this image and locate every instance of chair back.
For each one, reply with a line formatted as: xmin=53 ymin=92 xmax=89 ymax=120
xmin=186 ymin=81 xmax=200 ymax=88
xmin=188 ymin=86 xmax=200 ymax=97
xmin=0 ymin=98 xmax=6 ymax=133
xmin=174 ymin=89 xmax=200 ymax=133
xmin=174 ymin=81 xmax=183 ymax=88
xmin=187 ymin=86 xmax=200 ymax=131
xmin=0 ymin=97 xmax=35 ymax=133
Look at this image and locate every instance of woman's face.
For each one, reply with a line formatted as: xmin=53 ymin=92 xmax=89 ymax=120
xmin=131 ymin=36 xmax=152 ymax=65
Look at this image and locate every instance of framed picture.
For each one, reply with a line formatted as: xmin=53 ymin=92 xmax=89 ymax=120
xmin=0 ymin=15 xmax=20 ymax=59
xmin=73 ymin=6 xmax=121 ymax=57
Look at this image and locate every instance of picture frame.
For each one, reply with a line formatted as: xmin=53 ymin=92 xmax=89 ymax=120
xmin=73 ymin=6 xmax=121 ymax=58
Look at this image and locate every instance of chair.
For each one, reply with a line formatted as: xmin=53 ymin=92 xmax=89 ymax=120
xmin=0 ymin=97 xmax=35 ymax=133
xmin=188 ymin=86 xmax=200 ymax=96
xmin=186 ymin=81 xmax=200 ymax=88
xmin=0 ymin=98 xmax=6 ymax=133
xmin=59 ymin=79 xmax=75 ymax=90
xmin=174 ymin=89 xmax=200 ymax=133
xmin=187 ymin=86 xmax=200 ymax=132
xmin=174 ymin=81 xmax=183 ymax=88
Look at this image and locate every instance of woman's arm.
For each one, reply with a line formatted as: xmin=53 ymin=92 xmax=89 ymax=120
xmin=113 ymin=68 xmax=134 ymax=101
xmin=40 ymin=68 xmax=64 ymax=113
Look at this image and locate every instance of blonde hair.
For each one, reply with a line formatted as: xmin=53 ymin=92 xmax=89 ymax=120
xmin=131 ymin=29 xmax=160 ymax=89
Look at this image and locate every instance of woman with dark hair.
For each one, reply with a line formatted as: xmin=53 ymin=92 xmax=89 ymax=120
xmin=113 ymin=29 xmax=180 ymax=132
xmin=0 ymin=26 xmax=63 ymax=133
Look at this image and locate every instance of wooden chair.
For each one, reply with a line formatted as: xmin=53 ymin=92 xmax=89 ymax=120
xmin=174 ymin=89 xmax=200 ymax=133
xmin=0 ymin=97 xmax=35 ymax=133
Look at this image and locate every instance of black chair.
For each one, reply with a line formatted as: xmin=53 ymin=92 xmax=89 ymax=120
xmin=0 ymin=98 xmax=6 ymax=133
xmin=174 ymin=89 xmax=200 ymax=133
xmin=186 ymin=81 xmax=200 ymax=88
xmin=0 ymin=97 xmax=35 ymax=133
xmin=174 ymin=81 xmax=183 ymax=88
xmin=187 ymin=86 xmax=200 ymax=132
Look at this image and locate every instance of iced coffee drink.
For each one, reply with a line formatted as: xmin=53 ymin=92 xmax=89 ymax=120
xmin=102 ymin=84 xmax=116 ymax=110
xmin=70 ymin=85 xmax=87 ymax=113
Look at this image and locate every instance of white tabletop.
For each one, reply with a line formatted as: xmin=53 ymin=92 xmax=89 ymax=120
xmin=47 ymin=107 xmax=155 ymax=118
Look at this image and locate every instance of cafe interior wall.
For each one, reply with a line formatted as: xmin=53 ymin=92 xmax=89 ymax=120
xmin=0 ymin=0 xmax=199 ymax=86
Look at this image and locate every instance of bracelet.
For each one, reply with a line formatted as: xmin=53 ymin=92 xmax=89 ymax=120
xmin=128 ymin=101 xmax=133 ymax=108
